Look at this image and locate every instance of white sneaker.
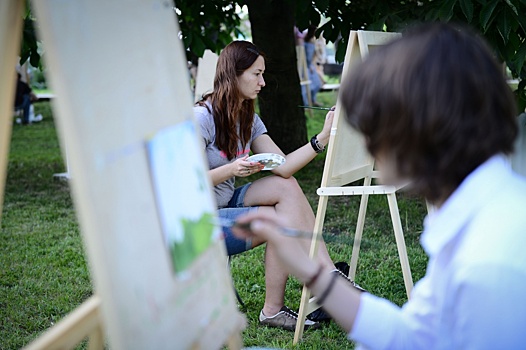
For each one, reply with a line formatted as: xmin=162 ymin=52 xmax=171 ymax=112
xmin=29 ymin=114 xmax=43 ymax=123
xmin=259 ymin=306 xmax=320 ymax=331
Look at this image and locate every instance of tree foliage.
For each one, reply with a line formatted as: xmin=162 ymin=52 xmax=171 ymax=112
xmin=173 ymin=0 xmax=526 ymax=107
xmin=297 ymin=0 xmax=526 ymax=107
xmin=174 ymin=1 xmax=245 ymax=63
xmin=19 ymin=0 xmax=526 ymax=150
xmin=171 ymin=0 xmax=526 ymax=146
xmin=19 ymin=7 xmax=41 ymax=69
xmin=21 ymin=0 xmax=526 ymax=97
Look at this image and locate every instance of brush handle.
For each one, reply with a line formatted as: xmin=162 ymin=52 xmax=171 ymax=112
xmin=298 ymin=105 xmax=333 ymax=111
xmin=215 ymin=217 xmax=319 ymax=239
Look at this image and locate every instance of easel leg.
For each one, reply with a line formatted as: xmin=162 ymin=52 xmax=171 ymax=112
xmin=225 ymin=332 xmax=243 ymax=350
xmin=294 ymin=285 xmax=311 ymax=344
xmin=87 ymin=322 xmax=104 ymax=350
xmin=349 ymin=177 xmax=371 ymax=280
xmin=387 ymin=193 xmax=413 ymax=298
xmin=293 ymin=194 xmax=329 ymax=344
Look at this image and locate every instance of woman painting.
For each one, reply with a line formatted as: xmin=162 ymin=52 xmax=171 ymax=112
xmin=194 ymin=40 xmax=362 ymax=331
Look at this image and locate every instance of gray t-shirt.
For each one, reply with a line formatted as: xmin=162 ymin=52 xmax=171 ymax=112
xmin=194 ymin=103 xmax=267 ymax=208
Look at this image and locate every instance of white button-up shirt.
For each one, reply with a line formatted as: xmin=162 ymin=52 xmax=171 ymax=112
xmin=350 ymin=155 xmax=526 ymax=349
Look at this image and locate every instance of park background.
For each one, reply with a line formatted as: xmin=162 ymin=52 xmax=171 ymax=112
xmin=2 ymin=94 xmax=428 ymax=349
xmin=4 ymin=0 xmax=526 ymax=348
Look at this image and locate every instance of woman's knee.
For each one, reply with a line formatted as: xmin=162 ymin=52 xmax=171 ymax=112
xmin=270 ymin=176 xmax=302 ymax=194
xmin=244 ymin=176 xmax=304 ymax=206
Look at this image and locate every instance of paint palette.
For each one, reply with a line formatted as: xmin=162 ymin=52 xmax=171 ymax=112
xmin=246 ymin=153 xmax=286 ymax=170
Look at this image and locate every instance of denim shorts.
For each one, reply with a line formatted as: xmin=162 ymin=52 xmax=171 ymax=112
xmin=220 ymin=183 xmax=258 ymax=256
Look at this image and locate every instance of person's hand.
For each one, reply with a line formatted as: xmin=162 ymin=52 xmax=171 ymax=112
xmin=317 ymin=106 xmax=335 ymax=146
xmin=232 ymin=211 xmax=317 ymax=283
xmin=232 ymin=155 xmax=264 ymax=177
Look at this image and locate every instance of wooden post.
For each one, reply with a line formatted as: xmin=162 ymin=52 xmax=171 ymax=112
xmin=0 ymin=0 xmax=24 ymax=225
xmin=23 ymin=296 xmax=104 ymax=350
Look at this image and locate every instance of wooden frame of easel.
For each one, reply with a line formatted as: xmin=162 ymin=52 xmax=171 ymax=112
xmin=297 ymin=45 xmax=313 ymax=117
xmin=1 ymin=1 xmax=244 ymax=349
xmin=296 ymin=45 xmax=312 ymax=104
xmin=293 ymin=30 xmax=412 ymax=344
xmin=194 ymin=49 xmax=219 ymax=103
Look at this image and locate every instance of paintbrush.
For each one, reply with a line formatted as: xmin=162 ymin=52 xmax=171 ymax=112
xmin=298 ymin=105 xmax=334 ymax=111
xmin=215 ymin=217 xmax=322 ymax=239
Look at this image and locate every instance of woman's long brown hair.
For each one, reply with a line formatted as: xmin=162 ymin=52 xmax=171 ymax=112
xmin=197 ymin=41 xmax=263 ymax=160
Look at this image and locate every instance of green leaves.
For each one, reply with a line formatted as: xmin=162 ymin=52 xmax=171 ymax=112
xmin=20 ymin=13 xmax=41 ymax=69
xmin=174 ymin=0 xmax=242 ymax=60
xmin=292 ymin=0 xmax=526 ymax=108
xmin=459 ymin=0 xmax=475 ymax=22
xmin=294 ymin=0 xmax=321 ymax=31
xmin=480 ymin=0 xmax=499 ymax=32
xmin=438 ymin=0 xmax=457 ymax=21
xmin=497 ymin=7 xmax=512 ymax=43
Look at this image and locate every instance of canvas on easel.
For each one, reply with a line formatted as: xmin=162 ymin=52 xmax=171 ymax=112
xmin=3 ymin=1 xmax=245 ymax=349
xmin=293 ymin=30 xmax=412 ymax=344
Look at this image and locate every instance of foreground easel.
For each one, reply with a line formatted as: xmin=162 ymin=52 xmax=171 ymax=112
xmin=23 ymin=296 xmax=104 ymax=350
xmin=0 ymin=0 xmax=23 ymax=224
xmin=2 ymin=1 xmax=244 ymax=348
xmin=294 ymin=30 xmax=411 ymax=344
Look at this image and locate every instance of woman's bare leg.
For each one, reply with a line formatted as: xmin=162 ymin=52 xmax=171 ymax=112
xmin=243 ymin=176 xmax=336 ymax=316
xmin=244 ymin=175 xmax=335 ymax=267
xmin=255 ymin=206 xmax=289 ymax=316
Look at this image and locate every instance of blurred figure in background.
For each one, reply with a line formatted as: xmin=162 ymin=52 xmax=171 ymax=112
xmin=302 ymin=25 xmax=323 ymax=106
xmin=14 ymin=72 xmax=42 ymax=125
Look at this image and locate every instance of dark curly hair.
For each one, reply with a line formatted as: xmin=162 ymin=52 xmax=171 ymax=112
xmin=340 ymin=22 xmax=518 ymax=204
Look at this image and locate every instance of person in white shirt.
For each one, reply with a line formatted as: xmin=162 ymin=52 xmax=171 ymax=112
xmin=233 ymin=22 xmax=526 ymax=349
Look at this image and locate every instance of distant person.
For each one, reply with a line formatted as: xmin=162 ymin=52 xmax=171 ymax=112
xmin=302 ymin=25 xmax=323 ymax=106
xmin=294 ymin=26 xmax=306 ymax=46
xmin=194 ymin=40 xmax=363 ymax=331
xmin=313 ymin=34 xmax=327 ymax=86
xmin=14 ymin=72 xmax=42 ymax=125
xmin=234 ymin=22 xmax=526 ymax=348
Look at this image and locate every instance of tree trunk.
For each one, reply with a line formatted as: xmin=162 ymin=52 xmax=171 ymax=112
xmin=246 ymin=0 xmax=307 ymax=154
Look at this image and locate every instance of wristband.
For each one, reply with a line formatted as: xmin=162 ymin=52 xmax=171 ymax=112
xmin=310 ymin=134 xmax=325 ymax=153
xmin=315 ymin=270 xmax=338 ymax=306
xmin=305 ymin=264 xmax=323 ymax=289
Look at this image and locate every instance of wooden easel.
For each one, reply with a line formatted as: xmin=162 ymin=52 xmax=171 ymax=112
xmin=296 ymin=45 xmax=313 ymax=117
xmin=194 ymin=50 xmax=219 ymax=103
xmin=0 ymin=0 xmax=23 ymax=224
xmin=296 ymin=45 xmax=312 ymax=104
xmin=294 ymin=30 xmax=412 ymax=344
xmin=2 ymin=1 xmax=244 ymax=349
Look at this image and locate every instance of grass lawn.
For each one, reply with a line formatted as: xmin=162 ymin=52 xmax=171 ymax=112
xmin=1 ymin=94 xmax=428 ymax=349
